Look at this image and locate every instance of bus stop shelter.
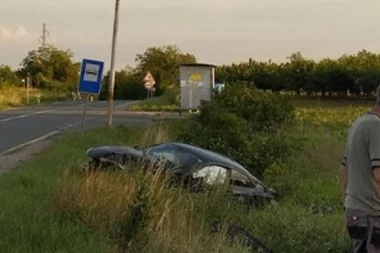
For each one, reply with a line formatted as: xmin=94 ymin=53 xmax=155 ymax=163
xmin=179 ymin=63 xmax=216 ymax=111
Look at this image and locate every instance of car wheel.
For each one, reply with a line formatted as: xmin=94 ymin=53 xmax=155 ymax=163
xmin=211 ymin=220 xmax=273 ymax=253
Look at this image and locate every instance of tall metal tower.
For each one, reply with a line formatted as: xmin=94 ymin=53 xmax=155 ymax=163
xmin=38 ymin=23 xmax=49 ymax=47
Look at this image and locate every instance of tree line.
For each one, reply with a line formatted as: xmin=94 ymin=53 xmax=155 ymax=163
xmin=216 ymin=50 xmax=380 ymax=97
xmin=0 ymin=44 xmax=197 ymax=99
xmin=2 ymin=43 xmax=380 ymax=99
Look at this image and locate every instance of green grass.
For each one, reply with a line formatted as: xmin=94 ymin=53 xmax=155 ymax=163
xmin=0 ymin=85 xmax=70 ymax=109
xmin=0 ymin=123 xmax=252 ymax=252
xmin=0 ymin=126 xmax=143 ymax=252
xmin=254 ymin=124 xmax=351 ymax=252
xmin=0 ymin=99 xmax=375 ymax=252
xmin=128 ymin=94 xmax=179 ymax=112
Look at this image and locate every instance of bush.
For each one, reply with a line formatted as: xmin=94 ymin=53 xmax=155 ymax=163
xmin=178 ymin=84 xmax=298 ymax=179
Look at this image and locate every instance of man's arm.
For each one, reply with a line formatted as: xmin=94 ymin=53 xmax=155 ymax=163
xmin=339 ymin=164 xmax=346 ymax=197
xmin=368 ymin=122 xmax=380 ymax=198
xmin=339 ymin=143 xmax=348 ymax=199
xmin=374 ymin=168 xmax=380 ymax=198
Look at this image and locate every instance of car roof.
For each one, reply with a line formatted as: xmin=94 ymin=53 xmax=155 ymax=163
xmin=148 ymin=142 xmax=263 ymax=184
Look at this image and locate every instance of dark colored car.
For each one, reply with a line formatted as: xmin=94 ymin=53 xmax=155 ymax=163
xmin=85 ymin=142 xmax=279 ymax=206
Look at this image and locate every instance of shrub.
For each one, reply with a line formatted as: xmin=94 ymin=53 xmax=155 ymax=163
xmin=178 ymin=84 xmax=298 ymax=179
xmin=204 ymin=84 xmax=296 ymax=132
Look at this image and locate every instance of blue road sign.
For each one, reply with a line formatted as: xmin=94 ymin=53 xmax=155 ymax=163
xmin=78 ymin=58 xmax=104 ymax=94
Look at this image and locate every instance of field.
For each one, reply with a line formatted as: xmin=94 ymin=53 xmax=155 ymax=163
xmin=0 ymin=97 xmax=373 ymax=252
xmin=0 ymin=86 xmax=70 ymax=109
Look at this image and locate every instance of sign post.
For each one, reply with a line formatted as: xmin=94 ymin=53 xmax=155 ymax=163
xmin=26 ymin=75 xmax=30 ymax=104
xmin=78 ymin=58 xmax=104 ymax=138
xmin=143 ymin=71 xmax=156 ymax=99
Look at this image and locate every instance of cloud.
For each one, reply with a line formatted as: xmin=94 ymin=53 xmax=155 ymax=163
xmin=0 ymin=25 xmax=31 ymax=39
xmin=0 ymin=25 xmax=39 ymax=46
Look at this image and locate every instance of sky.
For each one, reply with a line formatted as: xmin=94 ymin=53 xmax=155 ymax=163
xmin=1 ymin=0 xmax=380 ymax=72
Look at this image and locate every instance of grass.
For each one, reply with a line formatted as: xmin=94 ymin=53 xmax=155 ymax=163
xmin=0 ymin=123 xmax=252 ymax=252
xmin=128 ymin=93 xmax=179 ymax=112
xmin=0 ymin=98 xmax=375 ymax=252
xmin=0 ymin=85 xmax=70 ymax=109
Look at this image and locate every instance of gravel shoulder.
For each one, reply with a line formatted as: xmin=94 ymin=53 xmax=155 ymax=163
xmin=0 ymin=140 xmax=53 ymax=175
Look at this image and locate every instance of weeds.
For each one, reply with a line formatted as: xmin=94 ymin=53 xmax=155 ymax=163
xmin=54 ymin=163 xmax=255 ymax=253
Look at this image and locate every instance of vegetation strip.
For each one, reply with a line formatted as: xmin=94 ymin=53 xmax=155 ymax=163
xmin=0 ymin=89 xmax=370 ymax=252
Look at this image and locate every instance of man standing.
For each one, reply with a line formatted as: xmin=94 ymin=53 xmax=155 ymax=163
xmin=340 ymin=89 xmax=380 ymax=252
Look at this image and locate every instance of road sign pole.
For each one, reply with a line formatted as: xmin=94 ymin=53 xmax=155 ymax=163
xmin=143 ymin=71 xmax=156 ymax=99
xmin=80 ymin=94 xmax=90 ymax=139
xmin=26 ymin=76 xmax=30 ymax=104
xmin=189 ymin=84 xmax=193 ymax=111
xmin=77 ymin=58 xmax=104 ymax=139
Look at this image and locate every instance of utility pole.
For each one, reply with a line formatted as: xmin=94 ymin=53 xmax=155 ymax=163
xmin=38 ymin=23 xmax=49 ymax=47
xmin=107 ymin=0 xmax=120 ymax=128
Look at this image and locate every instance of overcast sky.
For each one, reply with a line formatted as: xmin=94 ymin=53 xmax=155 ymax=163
xmin=1 ymin=0 xmax=380 ymax=71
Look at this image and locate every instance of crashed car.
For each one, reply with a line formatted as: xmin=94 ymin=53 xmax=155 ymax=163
xmin=85 ymin=142 xmax=279 ymax=206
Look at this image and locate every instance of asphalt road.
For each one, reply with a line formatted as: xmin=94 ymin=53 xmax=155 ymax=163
xmin=0 ymin=100 xmax=154 ymax=154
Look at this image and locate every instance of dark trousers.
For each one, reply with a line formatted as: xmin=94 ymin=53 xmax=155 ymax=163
xmin=345 ymin=208 xmax=380 ymax=252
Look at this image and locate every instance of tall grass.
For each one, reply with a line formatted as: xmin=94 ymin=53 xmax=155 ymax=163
xmin=54 ymin=166 xmax=253 ymax=253
xmin=0 ymin=85 xmax=69 ymax=109
xmin=53 ymin=123 xmax=255 ymax=252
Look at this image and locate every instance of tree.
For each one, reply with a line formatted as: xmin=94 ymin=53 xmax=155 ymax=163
xmin=0 ymin=65 xmax=20 ymax=85
xmin=353 ymin=50 xmax=380 ymax=96
xmin=20 ymin=45 xmax=80 ymax=91
xmin=134 ymin=45 xmax=197 ymax=93
xmin=284 ymin=52 xmax=315 ymax=95
xmin=100 ymin=67 xmax=146 ymax=100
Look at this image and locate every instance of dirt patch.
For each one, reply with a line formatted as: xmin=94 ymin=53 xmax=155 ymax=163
xmin=0 ymin=140 xmax=53 ymax=175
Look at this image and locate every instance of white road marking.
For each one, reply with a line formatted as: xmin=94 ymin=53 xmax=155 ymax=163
xmin=0 ymin=101 xmax=134 ymax=155
xmin=0 ymin=130 xmax=60 ymax=156
xmin=0 ymin=109 xmax=56 ymax=123
xmin=0 ymin=100 xmax=131 ymax=124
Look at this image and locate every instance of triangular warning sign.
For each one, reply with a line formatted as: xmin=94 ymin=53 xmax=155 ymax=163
xmin=143 ymin=71 xmax=155 ymax=82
